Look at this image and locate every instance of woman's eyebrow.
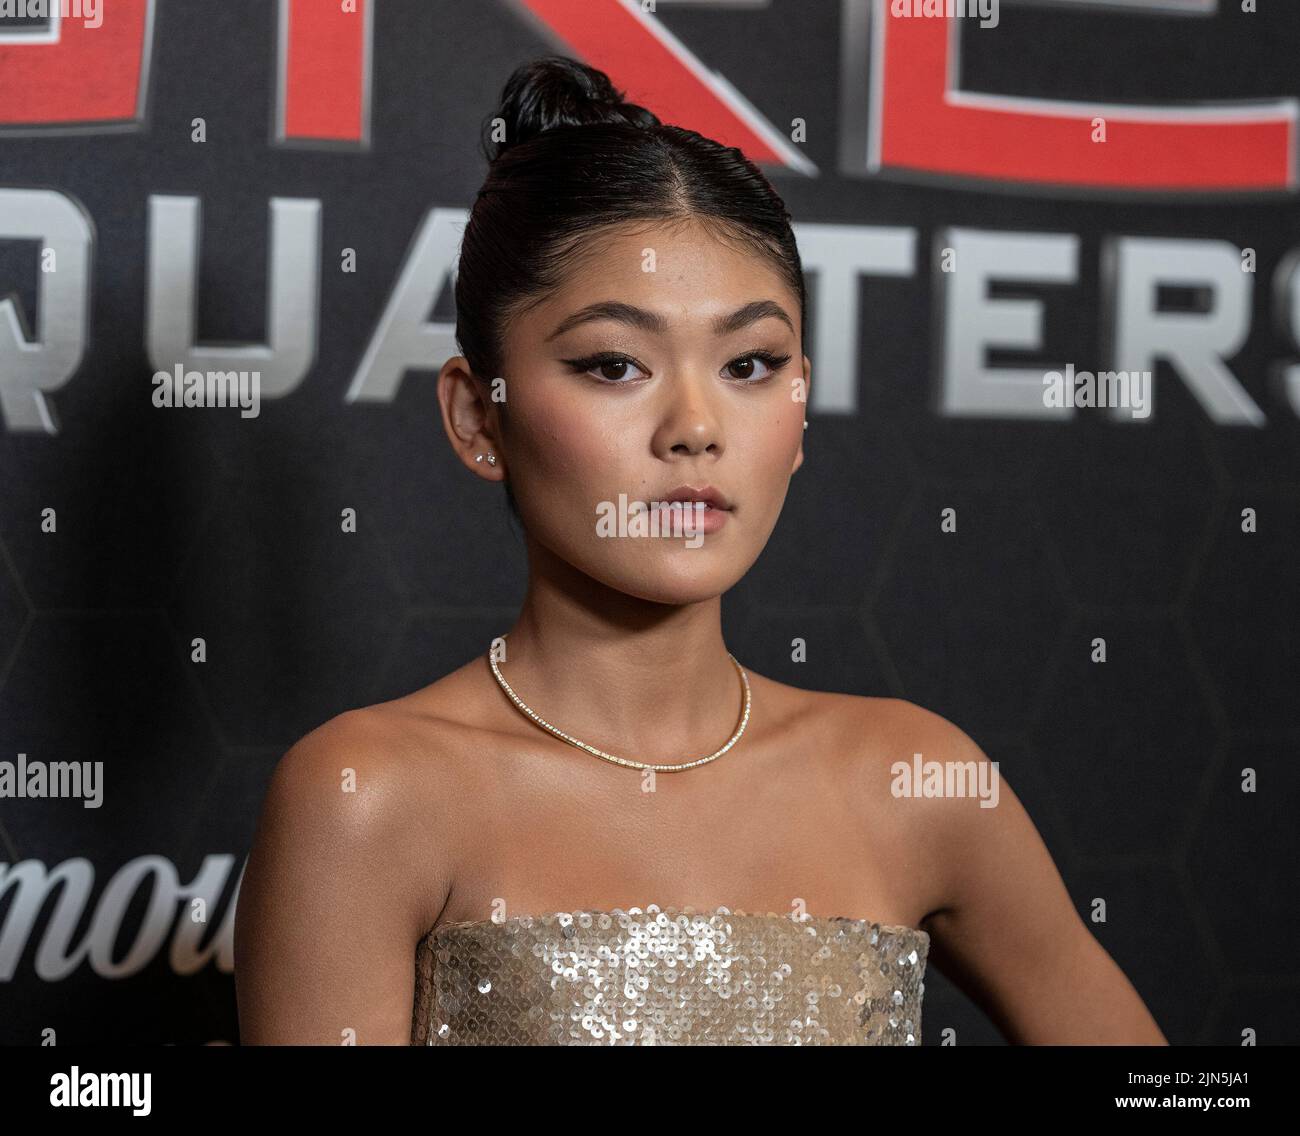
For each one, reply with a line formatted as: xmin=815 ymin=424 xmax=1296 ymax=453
xmin=545 ymin=299 xmax=794 ymax=342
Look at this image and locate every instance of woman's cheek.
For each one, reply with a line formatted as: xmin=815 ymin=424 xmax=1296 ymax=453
xmin=514 ymin=394 xmax=591 ymax=482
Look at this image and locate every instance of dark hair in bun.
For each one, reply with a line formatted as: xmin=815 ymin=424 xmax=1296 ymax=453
xmin=485 ymin=55 xmax=661 ymax=159
xmin=455 ymin=55 xmax=806 ymax=526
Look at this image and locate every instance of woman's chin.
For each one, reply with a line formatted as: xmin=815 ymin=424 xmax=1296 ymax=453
xmin=595 ymin=553 xmax=749 ymax=606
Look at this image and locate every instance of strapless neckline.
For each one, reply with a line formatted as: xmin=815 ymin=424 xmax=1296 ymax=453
xmin=423 ymin=904 xmax=930 ymax=942
xmin=413 ymin=904 xmax=930 ymax=1045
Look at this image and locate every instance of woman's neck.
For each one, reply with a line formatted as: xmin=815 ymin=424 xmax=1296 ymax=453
xmin=496 ymin=565 xmax=745 ymax=766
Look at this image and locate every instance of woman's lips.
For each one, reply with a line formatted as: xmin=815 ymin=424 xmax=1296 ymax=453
xmin=653 ymin=500 xmax=730 ymax=534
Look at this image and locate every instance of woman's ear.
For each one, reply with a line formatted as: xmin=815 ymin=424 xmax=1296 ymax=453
xmin=792 ymin=355 xmax=811 ymax=474
xmin=437 ymin=356 xmax=505 ymax=479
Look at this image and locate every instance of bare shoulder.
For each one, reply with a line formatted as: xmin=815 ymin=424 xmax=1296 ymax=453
xmin=236 ymin=694 xmax=483 ymax=1043
xmin=813 ymin=691 xmax=1000 ymax=832
xmin=270 ymin=704 xmax=455 ymax=821
xmin=829 ymin=691 xmax=985 ymax=757
xmin=274 ymin=652 xmax=501 ymax=792
xmin=740 ymin=674 xmax=990 ymax=823
xmin=746 ymin=673 xmax=988 ymax=780
xmin=252 ymin=661 xmax=500 ymax=916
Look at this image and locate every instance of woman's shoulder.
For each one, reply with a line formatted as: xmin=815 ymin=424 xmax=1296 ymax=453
xmin=250 ymin=662 xmax=503 ymax=934
xmin=745 ymin=670 xmax=986 ymax=766
xmin=834 ymin=691 xmax=987 ymax=760
xmin=793 ymin=686 xmax=1000 ymax=861
xmin=746 ymin=677 xmax=994 ymax=843
xmin=264 ymin=657 xmax=502 ymax=842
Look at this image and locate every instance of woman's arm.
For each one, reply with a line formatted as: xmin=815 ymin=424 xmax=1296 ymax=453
xmin=234 ymin=711 xmax=450 ymax=1045
xmin=905 ymin=706 xmax=1168 ymax=1045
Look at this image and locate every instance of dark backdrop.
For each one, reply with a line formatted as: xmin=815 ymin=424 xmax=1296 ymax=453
xmin=0 ymin=0 xmax=1296 ymax=1045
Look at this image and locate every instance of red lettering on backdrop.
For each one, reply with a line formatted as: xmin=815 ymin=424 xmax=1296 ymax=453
xmin=875 ymin=6 xmax=1293 ymax=191
xmin=280 ymin=0 xmax=369 ymax=144
xmin=0 ymin=0 xmax=150 ymax=127
xmin=0 ymin=0 xmax=1289 ymax=188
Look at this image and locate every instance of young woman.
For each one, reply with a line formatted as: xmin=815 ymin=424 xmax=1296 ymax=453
xmin=233 ymin=56 xmax=1167 ymax=1047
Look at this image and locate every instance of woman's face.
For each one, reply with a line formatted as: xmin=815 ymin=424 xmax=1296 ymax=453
xmin=484 ymin=219 xmax=807 ymax=605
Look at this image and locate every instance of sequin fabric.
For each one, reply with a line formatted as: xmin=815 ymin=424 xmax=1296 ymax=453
xmin=411 ymin=905 xmax=929 ymax=1046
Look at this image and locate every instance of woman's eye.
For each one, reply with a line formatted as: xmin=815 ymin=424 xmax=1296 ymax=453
xmin=592 ymin=358 xmax=645 ymax=383
xmin=567 ymin=355 xmax=647 ymax=383
xmin=567 ymin=351 xmax=790 ymax=384
xmin=725 ymin=353 xmax=790 ymax=382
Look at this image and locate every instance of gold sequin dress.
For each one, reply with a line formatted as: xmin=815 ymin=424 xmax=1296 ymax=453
xmin=411 ymin=905 xmax=929 ymax=1045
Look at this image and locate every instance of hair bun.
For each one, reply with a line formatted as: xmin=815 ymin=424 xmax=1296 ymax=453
xmin=486 ymin=55 xmax=660 ymax=161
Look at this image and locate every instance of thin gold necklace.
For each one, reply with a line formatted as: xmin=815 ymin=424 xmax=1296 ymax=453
xmin=487 ymin=633 xmax=752 ymax=772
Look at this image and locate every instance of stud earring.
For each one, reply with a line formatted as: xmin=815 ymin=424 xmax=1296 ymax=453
xmin=803 ymin=419 xmax=809 ymax=431
xmin=475 ymin=452 xmax=497 ymax=466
